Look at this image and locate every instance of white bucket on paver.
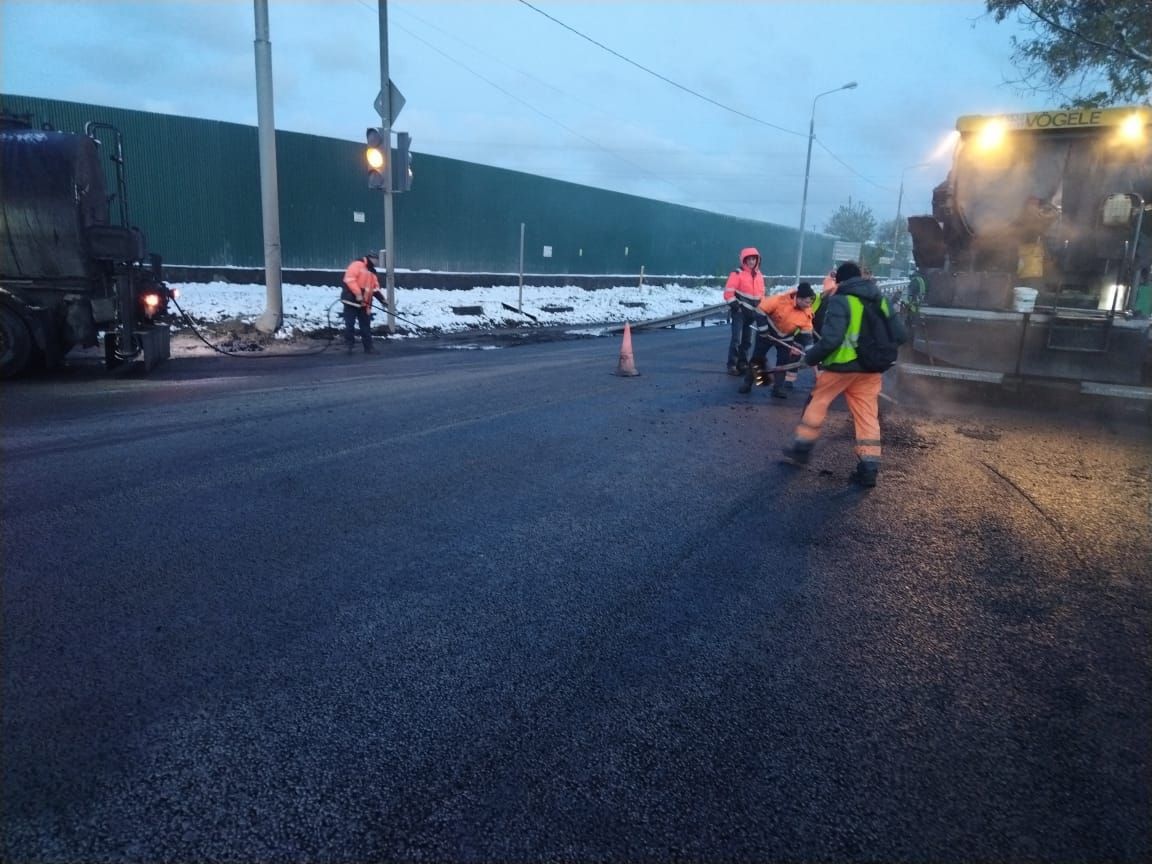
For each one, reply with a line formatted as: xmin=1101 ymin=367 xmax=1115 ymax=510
xmin=1013 ymin=286 xmax=1038 ymax=312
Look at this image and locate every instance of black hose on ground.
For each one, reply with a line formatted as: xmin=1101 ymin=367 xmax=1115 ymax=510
xmin=168 ymin=295 xmax=341 ymax=358
xmin=168 ymin=296 xmax=437 ymax=357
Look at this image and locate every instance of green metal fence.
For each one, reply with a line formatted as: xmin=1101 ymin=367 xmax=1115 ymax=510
xmin=2 ymin=94 xmax=835 ymax=275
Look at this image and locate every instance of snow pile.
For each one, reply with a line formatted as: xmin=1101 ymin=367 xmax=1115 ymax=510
xmin=164 ymin=278 xmax=908 ymax=357
xmin=170 ymin=280 xmax=728 ymax=336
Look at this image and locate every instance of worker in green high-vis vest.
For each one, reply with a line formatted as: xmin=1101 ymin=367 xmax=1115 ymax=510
xmin=783 ymin=261 xmax=907 ymax=488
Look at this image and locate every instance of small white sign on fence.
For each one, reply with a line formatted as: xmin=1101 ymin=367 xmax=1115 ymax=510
xmin=543 ymin=246 xmax=553 ymax=258
xmin=832 ymin=240 xmax=862 ymax=262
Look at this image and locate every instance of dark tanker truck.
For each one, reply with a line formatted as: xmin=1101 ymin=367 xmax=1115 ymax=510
xmin=0 ymin=115 xmax=172 ymax=378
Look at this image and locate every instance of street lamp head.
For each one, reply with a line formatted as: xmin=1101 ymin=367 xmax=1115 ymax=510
xmin=842 ymin=81 xmax=858 ymax=90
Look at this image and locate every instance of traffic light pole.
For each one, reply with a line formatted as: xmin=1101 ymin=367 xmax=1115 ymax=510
xmin=378 ymin=0 xmax=396 ymax=333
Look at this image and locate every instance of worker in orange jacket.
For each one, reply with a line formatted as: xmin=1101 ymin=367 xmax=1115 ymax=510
xmin=341 ymin=253 xmax=386 ymax=353
xmin=723 ymin=247 xmax=766 ymax=374
xmin=740 ymin=282 xmax=815 ymax=397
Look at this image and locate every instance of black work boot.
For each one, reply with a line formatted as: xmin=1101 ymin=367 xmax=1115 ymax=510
xmin=739 ymin=363 xmax=761 ymax=394
xmin=781 ymin=443 xmax=812 ymax=465
xmin=850 ymin=461 xmax=879 ymax=487
xmin=771 ymin=386 xmax=788 ymax=399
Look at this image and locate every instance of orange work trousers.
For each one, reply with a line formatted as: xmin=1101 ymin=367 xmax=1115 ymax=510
xmin=793 ymin=371 xmax=882 ymax=463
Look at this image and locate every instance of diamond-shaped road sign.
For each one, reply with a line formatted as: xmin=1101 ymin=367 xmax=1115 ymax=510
xmin=374 ymin=80 xmax=405 ymax=126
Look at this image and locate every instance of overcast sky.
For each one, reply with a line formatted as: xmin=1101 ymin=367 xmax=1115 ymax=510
xmin=4 ymin=0 xmax=1040 ymax=232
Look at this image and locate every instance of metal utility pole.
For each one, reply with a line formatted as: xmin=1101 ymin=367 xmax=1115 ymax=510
xmin=378 ymin=0 xmax=396 ymax=332
xmin=518 ymin=222 xmax=525 ymax=312
xmin=891 ymin=180 xmax=905 ymax=274
xmin=253 ymin=0 xmax=282 ymax=334
xmin=891 ymin=162 xmax=931 ymax=275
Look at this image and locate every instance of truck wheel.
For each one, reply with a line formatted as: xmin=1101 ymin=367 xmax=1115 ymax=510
xmin=0 ymin=304 xmax=32 ymax=379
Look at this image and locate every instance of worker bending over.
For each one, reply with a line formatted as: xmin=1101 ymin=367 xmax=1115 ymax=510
xmin=341 ymin=252 xmax=387 ymax=354
xmin=740 ymin=282 xmax=816 ymax=397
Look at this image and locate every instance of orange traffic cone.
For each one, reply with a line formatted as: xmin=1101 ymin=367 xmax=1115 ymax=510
xmin=615 ymin=321 xmax=640 ymax=377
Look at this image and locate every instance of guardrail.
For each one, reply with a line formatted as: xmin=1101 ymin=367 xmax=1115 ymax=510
xmin=610 ymin=278 xmax=912 ymax=334
xmin=608 ymin=303 xmax=730 ymax=334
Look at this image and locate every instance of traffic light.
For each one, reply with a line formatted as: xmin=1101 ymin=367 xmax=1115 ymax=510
xmin=391 ymin=132 xmax=413 ymax=192
xmin=366 ymin=127 xmax=386 ymax=189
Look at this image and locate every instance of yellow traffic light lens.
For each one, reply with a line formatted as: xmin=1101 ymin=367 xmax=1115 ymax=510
xmin=366 ymin=147 xmax=385 ymax=170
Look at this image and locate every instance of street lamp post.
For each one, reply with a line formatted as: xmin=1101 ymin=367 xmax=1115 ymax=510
xmin=890 ymin=162 xmax=931 ymax=275
xmin=794 ymin=81 xmax=857 ymax=286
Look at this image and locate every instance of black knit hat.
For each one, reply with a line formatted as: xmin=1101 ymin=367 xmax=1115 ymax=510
xmin=796 ymin=282 xmax=815 ymax=299
xmin=835 ymin=261 xmax=862 ymax=283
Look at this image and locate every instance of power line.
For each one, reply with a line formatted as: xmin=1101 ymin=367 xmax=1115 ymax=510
xmin=516 ymin=0 xmax=886 ymax=190
xmin=361 ymin=1 xmax=887 ymax=208
xmin=377 ymin=14 xmax=692 ymax=197
xmin=814 ymin=137 xmax=893 ymax=191
xmin=516 ymin=0 xmax=805 ymax=138
xmin=393 ymin=4 xmax=731 ymax=182
xmin=394 ymin=5 xmax=611 ymax=123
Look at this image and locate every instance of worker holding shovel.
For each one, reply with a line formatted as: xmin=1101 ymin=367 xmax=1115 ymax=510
xmin=738 ymin=282 xmax=816 ymax=397
xmin=341 ymin=253 xmax=386 ymax=354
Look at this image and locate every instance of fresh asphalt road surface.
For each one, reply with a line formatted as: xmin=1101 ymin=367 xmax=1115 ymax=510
xmin=3 ymin=326 xmax=1150 ymax=862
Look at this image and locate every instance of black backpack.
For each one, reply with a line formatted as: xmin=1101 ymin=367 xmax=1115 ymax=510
xmin=854 ymin=297 xmax=899 ymax=372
